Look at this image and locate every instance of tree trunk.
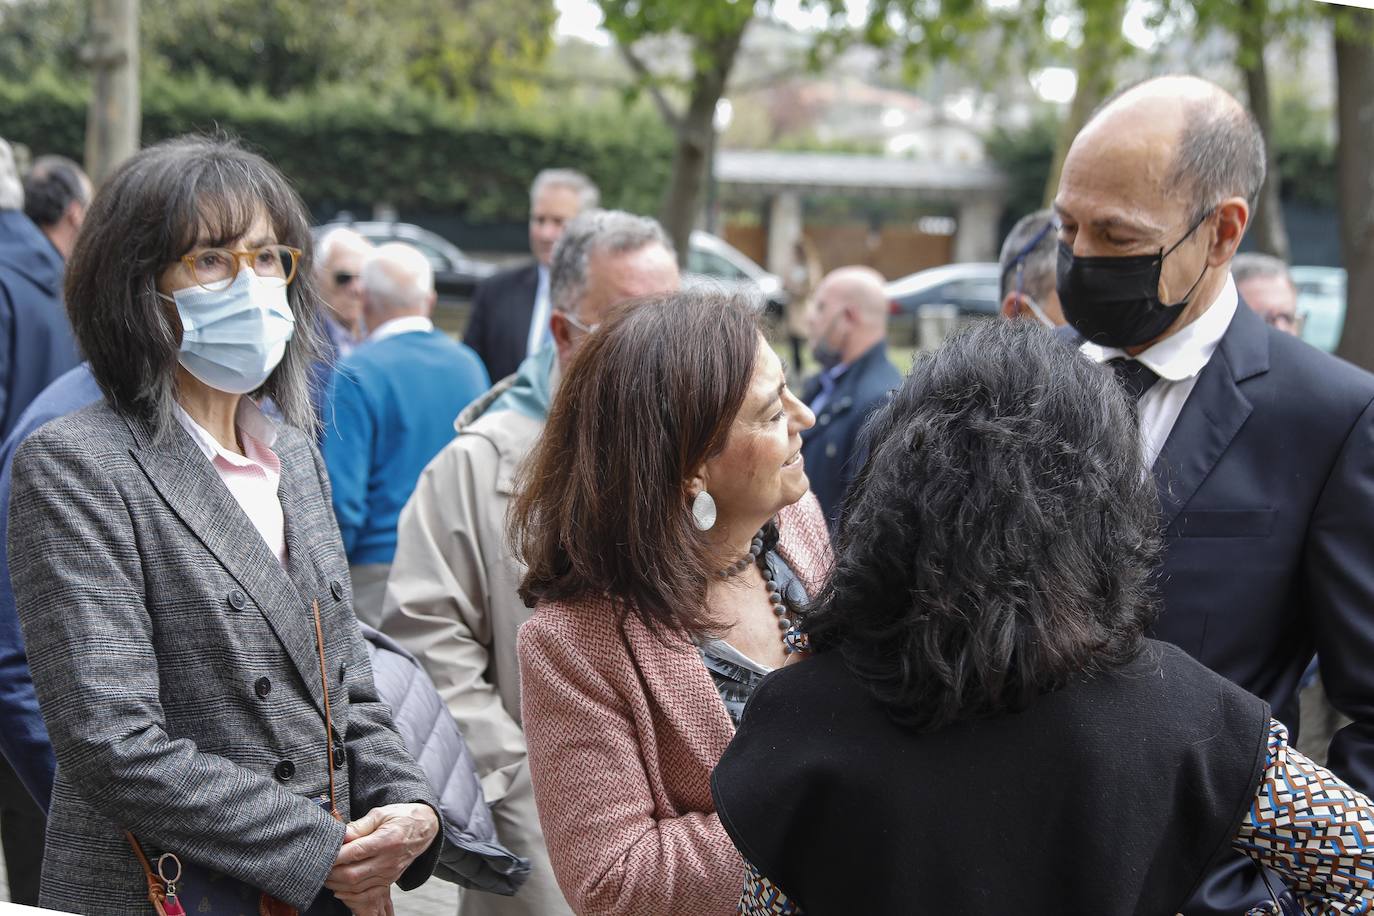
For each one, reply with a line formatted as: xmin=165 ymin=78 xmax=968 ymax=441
xmin=1239 ymin=0 xmax=1290 ymax=260
xmin=660 ymin=23 xmax=748 ymax=264
xmin=1042 ymin=0 xmax=1127 ymax=208
xmin=1334 ymin=11 xmax=1374 ymax=369
xmin=84 ymin=0 xmax=140 ymax=186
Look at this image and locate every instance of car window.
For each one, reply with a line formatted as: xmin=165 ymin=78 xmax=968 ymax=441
xmin=688 ymin=248 xmax=748 ymax=281
xmin=400 ymin=239 xmax=452 ymax=274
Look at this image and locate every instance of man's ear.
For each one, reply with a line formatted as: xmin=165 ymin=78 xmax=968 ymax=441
xmin=1000 ymin=292 xmax=1024 ymax=321
xmin=1209 ymin=197 xmax=1249 ymax=267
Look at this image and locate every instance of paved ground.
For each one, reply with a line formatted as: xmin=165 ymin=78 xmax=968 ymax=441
xmin=0 ymin=847 xmax=460 ymax=916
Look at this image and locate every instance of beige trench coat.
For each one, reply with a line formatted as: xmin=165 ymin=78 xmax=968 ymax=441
xmin=381 ymin=380 xmax=572 ymax=916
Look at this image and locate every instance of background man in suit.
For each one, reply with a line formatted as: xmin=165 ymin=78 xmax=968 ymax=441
xmin=998 ymin=208 xmax=1064 ymax=327
xmin=463 ymin=169 xmax=599 ymax=382
xmin=22 ymin=156 xmax=90 ymax=265
xmin=382 ymin=210 xmax=679 ymax=916
xmin=1233 ymin=252 xmax=1301 ymax=336
xmin=801 ymin=265 xmax=901 ymax=527
xmin=0 ymin=142 xmax=85 ymax=441
xmin=1054 ymin=74 xmax=1374 ymax=915
xmin=322 ymin=242 xmax=489 ymax=626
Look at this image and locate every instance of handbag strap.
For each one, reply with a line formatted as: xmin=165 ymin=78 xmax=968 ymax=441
xmin=125 ymin=831 xmax=171 ymax=916
xmin=311 ymin=599 xmax=341 ymax=822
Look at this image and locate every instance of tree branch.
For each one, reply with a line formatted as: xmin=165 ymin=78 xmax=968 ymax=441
xmin=618 ymin=42 xmax=683 ymax=131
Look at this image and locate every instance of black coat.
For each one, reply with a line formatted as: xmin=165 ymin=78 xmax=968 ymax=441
xmin=799 ymin=341 xmax=902 ymax=528
xmin=0 ymin=211 xmax=80 ymax=439
xmin=1063 ymin=302 xmax=1374 ymax=913
xmin=714 ymin=642 xmax=1268 ymax=915
xmin=462 ymin=262 xmax=538 ymax=383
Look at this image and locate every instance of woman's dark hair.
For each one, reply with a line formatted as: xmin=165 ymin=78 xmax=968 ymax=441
xmin=804 ymin=319 xmax=1160 ymax=732
xmin=513 ymin=287 xmax=761 ymax=636
xmin=65 ymin=134 xmax=323 ymax=438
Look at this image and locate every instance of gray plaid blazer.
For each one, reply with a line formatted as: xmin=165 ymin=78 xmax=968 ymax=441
xmin=7 ymin=400 xmax=440 ymax=915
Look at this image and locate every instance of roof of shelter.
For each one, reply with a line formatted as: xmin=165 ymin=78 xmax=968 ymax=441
xmin=714 ymin=150 xmax=1008 ymax=198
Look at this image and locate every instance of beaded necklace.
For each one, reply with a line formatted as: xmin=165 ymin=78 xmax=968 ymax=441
xmin=716 ymin=523 xmax=806 ymax=654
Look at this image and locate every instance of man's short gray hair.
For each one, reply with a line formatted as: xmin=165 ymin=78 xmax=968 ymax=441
xmin=1171 ymin=100 xmax=1267 ymax=224
xmin=1232 ymin=252 xmax=1294 ymax=288
xmin=0 ymin=139 xmax=22 ymax=211
xmin=531 ymin=169 xmax=599 ymax=211
xmin=998 ymin=209 xmax=1058 ymax=302
xmin=314 ymin=225 xmax=370 ymax=272
xmin=549 ymin=209 xmax=674 ymax=315
xmin=361 ymin=242 xmax=434 ymax=314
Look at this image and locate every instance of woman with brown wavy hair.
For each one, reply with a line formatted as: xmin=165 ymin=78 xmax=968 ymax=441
xmin=510 ymin=287 xmax=831 ymax=915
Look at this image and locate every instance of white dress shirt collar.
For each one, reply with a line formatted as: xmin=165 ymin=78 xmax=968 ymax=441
xmin=1080 ymin=273 xmax=1239 ymax=382
xmin=367 ymin=314 xmax=434 ymax=345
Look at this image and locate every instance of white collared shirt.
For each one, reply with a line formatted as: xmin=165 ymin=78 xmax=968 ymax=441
xmin=526 ymin=264 xmax=551 ymax=357
xmin=367 ymin=314 xmax=434 ymax=344
xmin=173 ymin=398 xmax=286 ymax=565
xmin=1079 ymin=274 xmax=1239 ymax=467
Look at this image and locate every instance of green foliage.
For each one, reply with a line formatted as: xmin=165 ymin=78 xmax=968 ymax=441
xmin=985 ymin=113 xmax=1060 ymax=222
xmin=0 ymin=0 xmax=555 ymax=105
xmin=0 ymin=72 xmax=673 ymax=222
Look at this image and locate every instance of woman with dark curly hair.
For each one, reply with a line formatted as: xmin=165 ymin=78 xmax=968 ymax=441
xmin=713 ymin=319 xmax=1374 ymax=915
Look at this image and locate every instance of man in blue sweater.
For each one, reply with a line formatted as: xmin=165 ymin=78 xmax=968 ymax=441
xmin=323 ymin=242 xmax=490 ymax=624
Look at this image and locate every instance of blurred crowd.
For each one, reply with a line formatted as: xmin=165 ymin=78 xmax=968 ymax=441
xmin=0 ymin=72 xmax=1370 ymax=916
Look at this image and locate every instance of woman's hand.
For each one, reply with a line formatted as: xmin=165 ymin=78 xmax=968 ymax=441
xmin=325 ymin=803 xmax=439 ymax=900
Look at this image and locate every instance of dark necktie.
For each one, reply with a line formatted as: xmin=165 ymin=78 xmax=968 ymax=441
xmin=1107 ymin=357 xmax=1160 ymax=404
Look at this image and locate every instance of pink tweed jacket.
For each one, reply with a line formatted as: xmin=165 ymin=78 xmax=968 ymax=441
xmin=517 ymin=493 xmax=832 ymax=916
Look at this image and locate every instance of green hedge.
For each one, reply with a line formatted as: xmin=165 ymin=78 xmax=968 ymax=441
xmin=0 ymin=71 xmax=674 ymax=223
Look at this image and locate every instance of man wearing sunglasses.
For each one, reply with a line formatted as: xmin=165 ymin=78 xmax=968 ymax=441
xmin=381 ymin=210 xmax=679 ymax=916
xmin=314 ymin=225 xmax=373 ymax=352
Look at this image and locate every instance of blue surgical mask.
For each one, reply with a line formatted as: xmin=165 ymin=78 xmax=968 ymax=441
xmin=159 ymin=268 xmax=296 ymax=394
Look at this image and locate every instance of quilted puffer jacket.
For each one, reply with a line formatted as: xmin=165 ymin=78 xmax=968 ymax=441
xmin=361 ymin=624 xmax=531 ymax=895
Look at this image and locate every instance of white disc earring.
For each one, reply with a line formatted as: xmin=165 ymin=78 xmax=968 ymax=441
xmin=692 ymin=490 xmax=717 ymax=531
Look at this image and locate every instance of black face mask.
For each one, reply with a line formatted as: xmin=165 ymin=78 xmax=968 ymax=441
xmin=1057 ymin=212 xmax=1211 ymax=349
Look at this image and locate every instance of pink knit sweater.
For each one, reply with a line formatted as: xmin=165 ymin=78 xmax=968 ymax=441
xmin=517 ymin=493 xmax=832 ymax=916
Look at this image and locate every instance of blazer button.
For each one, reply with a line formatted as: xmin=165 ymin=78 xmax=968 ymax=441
xmin=254 ymin=677 xmax=272 ymax=699
xmin=227 ymin=589 xmax=247 ymax=611
xmin=329 ymin=579 xmax=344 ymax=601
xmin=825 ymin=442 xmax=839 ymax=459
xmin=274 ymin=760 xmax=295 ymax=782
xmin=332 ymin=743 xmax=346 ymax=770
xmin=338 ymin=661 xmax=347 ymax=682
xmin=818 ymin=414 xmax=831 ymax=426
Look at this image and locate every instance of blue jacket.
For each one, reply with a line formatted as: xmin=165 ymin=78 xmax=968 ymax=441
xmin=800 ymin=341 xmax=902 ymax=527
xmin=0 ymin=362 xmax=102 ymax=806
xmin=360 ymin=624 xmax=529 ymax=895
xmin=0 ymin=211 xmax=81 ymax=440
xmin=322 ymin=328 xmax=489 ymax=565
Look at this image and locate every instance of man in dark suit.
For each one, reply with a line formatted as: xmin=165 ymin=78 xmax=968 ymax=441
xmin=0 ymin=145 xmax=86 ymax=440
xmin=800 ymin=265 xmax=902 ymax=527
xmin=1055 ymin=75 xmax=1374 ymax=915
xmin=463 ymin=169 xmax=599 ymax=381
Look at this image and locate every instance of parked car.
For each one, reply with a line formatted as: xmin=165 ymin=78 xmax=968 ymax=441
xmin=687 ymin=230 xmax=787 ymax=314
xmin=1290 ymin=266 xmax=1347 ymax=354
xmin=313 ymin=220 xmax=497 ymax=304
xmin=884 ymin=262 xmax=1003 ymax=318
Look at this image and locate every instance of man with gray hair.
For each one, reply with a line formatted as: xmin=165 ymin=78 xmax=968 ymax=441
xmin=382 ymin=210 xmax=678 ymax=916
xmin=1055 ymin=74 xmax=1374 ymax=915
xmin=998 ymin=208 xmax=1063 ymax=326
xmin=322 ymin=242 xmax=489 ymax=624
xmin=0 ymin=141 xmax=82 ymax=441
xmin=1233 ymin=251 xmax=1301 ymax=336
xmin=463 ymin=169 xmax=600 ymax=382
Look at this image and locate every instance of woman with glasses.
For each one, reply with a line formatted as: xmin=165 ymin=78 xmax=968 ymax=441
xmin=7 ymin=136 xmax=441 ymax=916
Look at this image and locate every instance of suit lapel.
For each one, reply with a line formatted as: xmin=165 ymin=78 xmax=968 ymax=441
xmin=1152 ymin=305 xmax=1269 ymax=531
xmin=127 ymin=418 xmax=329 ymax=718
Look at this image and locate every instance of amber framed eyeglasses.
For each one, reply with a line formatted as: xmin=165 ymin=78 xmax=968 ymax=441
xmin=179 ymin=245 xmax=302 ymax=291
